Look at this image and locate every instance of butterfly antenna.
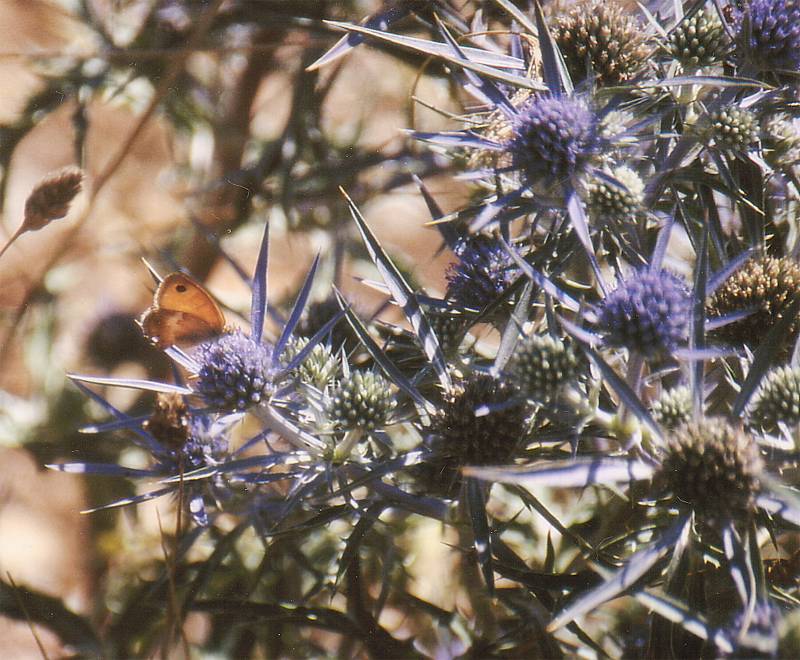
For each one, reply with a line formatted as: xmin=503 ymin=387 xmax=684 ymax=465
xmin=141 ymin=257 xmax=164 ymax=284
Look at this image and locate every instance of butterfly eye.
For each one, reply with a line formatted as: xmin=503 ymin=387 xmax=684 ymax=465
xmin=176 ymin=284 xmax=187 ymax=293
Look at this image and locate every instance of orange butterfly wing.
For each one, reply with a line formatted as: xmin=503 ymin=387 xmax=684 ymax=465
xmin=140 ymin=273 xmax=226 ymax=348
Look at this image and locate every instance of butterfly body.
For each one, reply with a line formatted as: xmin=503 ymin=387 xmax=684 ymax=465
xmin=140 ymin=272 xmax=226 ymax=348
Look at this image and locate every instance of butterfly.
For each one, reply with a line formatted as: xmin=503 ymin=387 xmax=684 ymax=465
xmin=139 ymin=271 xmax=226 ymax=348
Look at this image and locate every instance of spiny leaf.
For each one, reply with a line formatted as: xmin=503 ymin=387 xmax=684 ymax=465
xmin=274 ymin=253 xmax=320 ymax=362
xmin=251 ymin=221 xmax=270 ymax=343
xmin=323 ymin=21 xmax=542 ymax=89
xmin=465 ymin=477 xmax=495 ymax=594
xmin=532 ymin=0 xmax=572 ymax=95
xmin=341 ymin=188 xmax=451 ymax=391
xmin=548 ymin=517 xmax=690 ymax=631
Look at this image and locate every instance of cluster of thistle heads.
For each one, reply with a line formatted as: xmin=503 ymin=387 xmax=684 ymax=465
xmin=51 ymin=0 xmax=800 ymax=656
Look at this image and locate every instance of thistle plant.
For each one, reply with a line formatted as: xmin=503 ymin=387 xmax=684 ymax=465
xmin=8 ymin=1 xmax=800 ymax=657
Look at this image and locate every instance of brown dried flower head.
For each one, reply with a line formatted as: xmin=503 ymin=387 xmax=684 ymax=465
xmin=551 ymin=0 xmax=650 ymax=87
xmin=23 ymin=166 xmax=84 ymax=232
xmin=0 ymin=166 xmax=85 ymax=260
xmin=706 ymin=256 xmax=800 ymax=350
xmin=658 ymin=418 xmax=764 ymax=521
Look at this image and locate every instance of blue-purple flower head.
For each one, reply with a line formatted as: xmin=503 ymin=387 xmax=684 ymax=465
xmin=508 ymin=94 xmax=602 ymax=182
xmin=446 ymin=236 xmax=517 ymax=311
xmin=597 ymin=268 xmax=691 ymax=357
xmin=195 ymin=329 xmax=276 ymax=411
xmin=734 ymin=0 xmax=800 ymax=72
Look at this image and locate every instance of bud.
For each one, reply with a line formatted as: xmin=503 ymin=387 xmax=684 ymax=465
xmin=509 ymin=334 xmax=582 ymax=403
xmin=748 ymin=364 xmax=800 ymax=431
xmin=585 ymin=165 xmax=644 ymax=220
xmin=327 ymin=371 xmax=396 ymax=431
xmin=667 ymin=7 xmax=728 ymax=67
xmin=707 ymin=256 xmax=800 ymax=351
xmin=651 ymin=386 xmax=693 ymax=429
xmin=420 ymin=372 xmax=529 ymax=496
xmin=707 ymin=107 xmax=759 ymax=151
xmin=282 ymin=336 xmax=339 ymax=390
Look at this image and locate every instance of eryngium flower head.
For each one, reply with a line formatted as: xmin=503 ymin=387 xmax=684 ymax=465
xmin=597 ymin=269 xmax=691 ymax=356
xmin=707 ymin=107 xmax=759 ymax=150
xmin=446 ymin=237 xmax=517 ymax=312
xmin=509 ymin=334 xmax=582 ymax=402
xmin=763 ymin=113 xmax=800 ymax=169
xmin=585 ymin=165 xmax=644 ymax=219
xmin=733 ymin=0 xmax=800 ymax=73
xmin=327 ymin=371 xmax=395 ymax=431
xmin=283 ymin=336 xmax=339 ymax=390
xmin=707 ymin=256 xmax=800 ymax=349
xmin=195 ymin=329 xmax=275 ymax=411
xmin=657 ymin=419 xmax=763 ymax=520
xmin=651 ymin=386 xmax=693 ymax=429
xmin=551 ymin=0 xmax=649 ymax=86
xmin=667 ymin=7 xmax=729 ymax=66
xmin=420 ymin=372 xmax=529 ymax=496
xmin=508 ymin=95 xmax=601 ymax=181
xmin=748 ymin=364 xmax=800 ymax=431
xmin=428 ymin=373 xmax=528 ymax=467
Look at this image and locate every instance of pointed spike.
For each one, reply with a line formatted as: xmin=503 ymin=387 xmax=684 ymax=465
xmin=251 ymin=221 xmax=270 ymax=343
xmin=340 ymin=188 xmax=451 ymax=391
xmin=274 ymin=253 xmax=320 ymax=363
